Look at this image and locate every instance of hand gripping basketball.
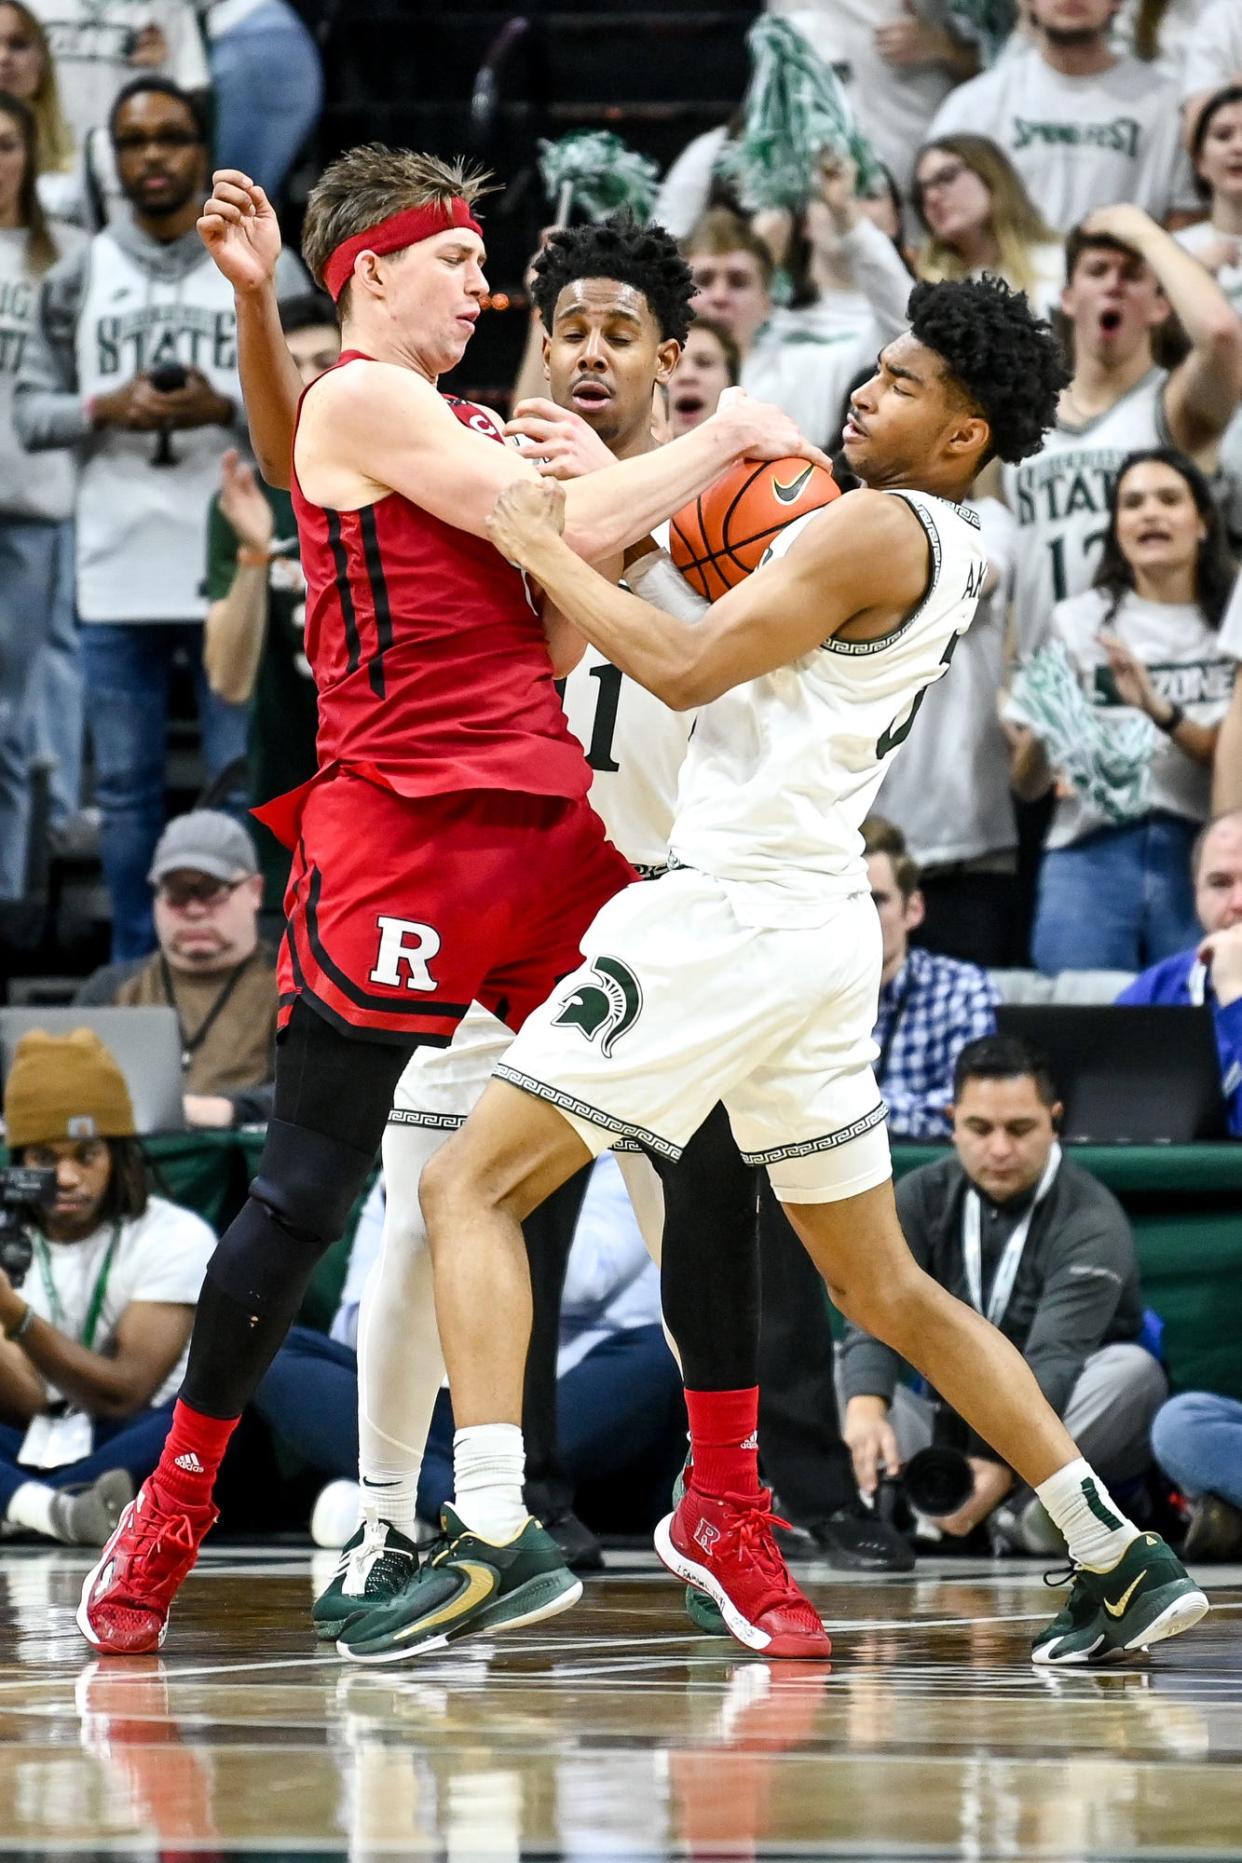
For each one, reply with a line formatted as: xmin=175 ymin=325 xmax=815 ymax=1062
xmin=669 ymin=455 xmax=841 ymax=600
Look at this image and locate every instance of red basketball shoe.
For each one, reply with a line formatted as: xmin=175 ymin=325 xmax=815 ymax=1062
xmin=76 ymin=1481 xmax=218 ymax=1654
xmin=655 ymin=1485 xmax=831 ymax=1659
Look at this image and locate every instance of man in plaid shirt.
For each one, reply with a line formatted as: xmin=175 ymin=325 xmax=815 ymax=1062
xmin=865 ymin=817 xmax=997 ymax=1139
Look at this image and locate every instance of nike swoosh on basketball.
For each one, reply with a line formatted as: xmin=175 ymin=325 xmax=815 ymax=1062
xmin=772 ymin=465 xmax=815 ymax=505
xmin=1103 ymin=1572 xmax=1146 ymax=1618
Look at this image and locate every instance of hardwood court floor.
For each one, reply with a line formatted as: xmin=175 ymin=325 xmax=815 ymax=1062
xmin=0 ymin=1544 xmax=1238 ymax=1860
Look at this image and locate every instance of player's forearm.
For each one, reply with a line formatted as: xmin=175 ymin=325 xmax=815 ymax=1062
xmin=525 ymin=535 xmax=702 ymax=707
xmin=560 ymin=416 xmax=742 ymax=559
xmin=236 ymin=282 xmax=301 ymax=488
xmin=204 ymin=576 xmax=268 ymax=704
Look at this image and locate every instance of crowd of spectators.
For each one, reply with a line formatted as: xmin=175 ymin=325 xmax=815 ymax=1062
xmin=0 ymin=0 xmax=1240 ymax=1567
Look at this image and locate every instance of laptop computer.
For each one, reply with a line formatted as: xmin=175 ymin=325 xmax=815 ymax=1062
xmin=995 ymin=1003 xmax=1228 ymax=1144
xmin=0 ymin=1007 xmax=187 ymax=1137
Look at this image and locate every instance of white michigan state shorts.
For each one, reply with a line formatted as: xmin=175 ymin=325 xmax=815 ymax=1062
xmin=495 ymin=865 xmax=892 ymax=1204
xmin=390 ymin=1000 xmax=512 ymax=1133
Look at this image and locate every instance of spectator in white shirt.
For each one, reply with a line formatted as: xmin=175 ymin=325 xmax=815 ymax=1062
xmin=1177 ymin=84 xmax=1242 ymax=320
xmin=911 ymin=133 xmax=1064 ymax=316
xmin=26 ymin=0 xmax=206 ymax=152
xmin=684 ymin=200 xmax=911 ymax=448
xmin=1012 ymin=447 xmax=1236 ymax=971
xmin=1183 ymin=0 xmax=1242 ymax=142
xmin=27 ymin=0 xmax=208 ymax=224
xmin=0 ymin=2 xmax=75 ymax=212
xmin=0 ymin=1028 xmax=215 ymax=1545
xmin=928 ymin=0 xmax=1199 ymax=232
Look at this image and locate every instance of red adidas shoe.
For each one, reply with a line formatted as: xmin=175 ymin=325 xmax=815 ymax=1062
xmin=76 ymin=1480 xmax=218 ymax=1654
xmin=654 ymin=1485 xmax=831 ymax=1659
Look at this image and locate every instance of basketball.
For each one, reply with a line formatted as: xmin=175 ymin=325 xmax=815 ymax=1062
xmin=669 ymin=456 xmax=841 ymax=601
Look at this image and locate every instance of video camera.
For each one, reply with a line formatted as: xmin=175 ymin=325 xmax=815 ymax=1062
xmin=874 ymin=1445 xmax=975 ymax=1533
xmin=0 ymin=1166 xmax=58 ymax=1288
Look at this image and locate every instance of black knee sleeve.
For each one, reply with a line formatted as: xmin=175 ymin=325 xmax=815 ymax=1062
xmin=207 ymin=1116 xmax=376 ymax=1315
xmin=252 ymin=1116 xmax=375 ymax=1242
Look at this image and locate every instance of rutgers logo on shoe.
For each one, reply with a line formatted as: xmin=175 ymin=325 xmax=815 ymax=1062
xmin=553 ymin=955 xmax=643 ymax=1058
xmin=694 ymin=1520 xmax=721 ymax=1555
xmin=368 ymin=917 xmax=443 ymax=993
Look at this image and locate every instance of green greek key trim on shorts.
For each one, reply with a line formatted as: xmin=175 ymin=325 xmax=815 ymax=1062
xmin=737 ymin=1101 xmax=888 ymax=1166
xmin=387 ymin=1109 xmax=465 ymax=1129
xmin=494 ymin=1064 xmax=681 ymax=1159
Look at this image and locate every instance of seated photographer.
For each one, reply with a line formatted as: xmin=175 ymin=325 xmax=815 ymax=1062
xmin=1116 ymin=809 xmax=1242 ymax=1136
xmin=840 ymin=1036 xmax=1166 ymax=1552
xmin=0 ymin=1029 xmax=216 ymax=1544
xmin=864 ymin=816 xmax=997 ymax=1139
xmin=76 ymin=810 xmax=278 ymax=1129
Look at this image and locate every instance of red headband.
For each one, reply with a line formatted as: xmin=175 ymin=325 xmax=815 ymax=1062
xmin=322 ymin=197 xmax=483 ymax=303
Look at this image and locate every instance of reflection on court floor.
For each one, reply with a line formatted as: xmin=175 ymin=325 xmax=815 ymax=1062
xmin=0 ymin=1546 xmax=1238 ymax=1859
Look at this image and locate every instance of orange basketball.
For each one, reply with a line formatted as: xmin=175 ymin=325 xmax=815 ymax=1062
xmin=669 ymin=456 xmax=840 ymax=600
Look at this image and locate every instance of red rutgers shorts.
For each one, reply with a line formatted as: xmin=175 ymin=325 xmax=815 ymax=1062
xmin=274 ymin=770 xmax=636 ymax=1045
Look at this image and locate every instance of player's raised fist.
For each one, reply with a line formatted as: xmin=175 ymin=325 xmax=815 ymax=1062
xmin=197 ymin=170 xmax=282 ymax=293
xmin=709 ymin=386 xmax=833 ymax=475
xmin=486 ymin=475 xmax=567 ymax=565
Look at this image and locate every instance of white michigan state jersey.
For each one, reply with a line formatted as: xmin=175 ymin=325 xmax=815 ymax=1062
xmin=1003 ymin=368 xmax=1171 ymax=658
xmin=560 ymin=522 xmax=695 ymax=872
xmin=668 ymin=489 xmax=987 ymax=922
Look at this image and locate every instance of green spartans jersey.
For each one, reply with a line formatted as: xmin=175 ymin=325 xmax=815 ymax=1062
xmin=205 ymin=483 xmax=318 ymax=911
xmin=1002 ymin=368 xmax=1171 ymax=659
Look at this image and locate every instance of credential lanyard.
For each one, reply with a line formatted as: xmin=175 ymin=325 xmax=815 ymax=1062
xmin=33 ymin=1223 xmax=122 ymax=1350
xmin=961 ymin=1144 xmax=1061 ymax=1326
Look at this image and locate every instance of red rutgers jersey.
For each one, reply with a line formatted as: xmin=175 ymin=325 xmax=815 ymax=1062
xmin=289 ymin=351 xmax=588 ymax=801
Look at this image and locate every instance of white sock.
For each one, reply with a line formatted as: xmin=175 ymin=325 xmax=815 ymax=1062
xmin=360 ymin=1465 xmax=420 ymax=1538
xmin=7 ymin=1481 xmax=62 ymax=1542
xmin=355 ymin=1126 xmax=451 ymax=1535
xmin=1035 ymin=1457 xmax=1140 ymax=1569
xmin=452 ymin=1423 xmax=527 ymax=1541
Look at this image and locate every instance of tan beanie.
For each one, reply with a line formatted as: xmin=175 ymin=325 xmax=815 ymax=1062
xmin=3 ymin=1029 xmax=137 ymax=1149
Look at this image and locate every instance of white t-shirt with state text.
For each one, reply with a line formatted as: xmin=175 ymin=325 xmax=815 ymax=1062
xmin=928 ymin=46 xmax=1198 ymax=233
xmin=1002 ymin=367 xmax=1171 ymax=658
xmin=1046 ymin=585 xmax=1234 ymax=847
xmin=22 ymin=1194 xmax=216 ymax=1409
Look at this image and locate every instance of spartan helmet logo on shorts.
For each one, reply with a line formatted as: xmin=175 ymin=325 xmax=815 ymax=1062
xmin=552 ymin=956 xmax=643 ymax=1058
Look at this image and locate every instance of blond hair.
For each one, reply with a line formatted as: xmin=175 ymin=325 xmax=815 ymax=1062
xmin=301 ymin=145 xmax=493 ymax=315
xmin=681 ymin=207 xmax=775 ymax=288
xmin=0 ymin=0 xmax=73 ymax=173
xmin=914 ymin=134 xmax=1058 ymax=301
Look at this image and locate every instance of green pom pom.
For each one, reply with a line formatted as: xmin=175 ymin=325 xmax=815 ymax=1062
xmin=715 ymin=17 xmax=884 ymax=213
xmin=538 ymin=132 xmax=661 ymax=225
xmin=944 ymin=0 xmax=1018 ymax=67
xmin=1007 ymin=642 xmax=1157 ymax=825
